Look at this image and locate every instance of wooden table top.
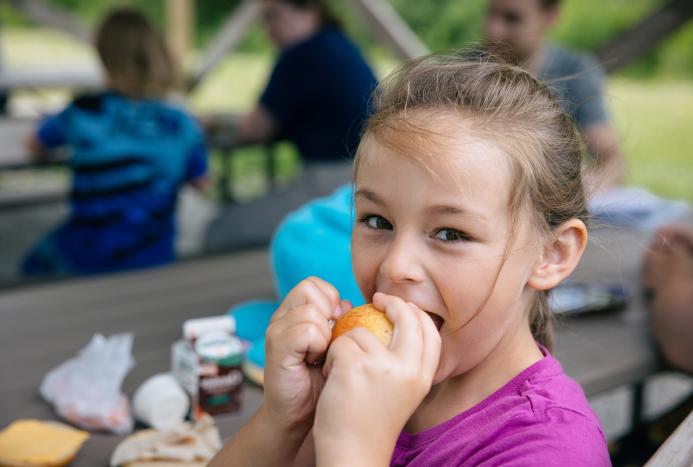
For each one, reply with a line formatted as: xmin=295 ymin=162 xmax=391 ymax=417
xmin=0 ymin=225 xmax=660 ymax=465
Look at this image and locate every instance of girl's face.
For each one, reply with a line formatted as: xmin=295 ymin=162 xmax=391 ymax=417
xmin=352 ymin=125 xmax=544 ymax=383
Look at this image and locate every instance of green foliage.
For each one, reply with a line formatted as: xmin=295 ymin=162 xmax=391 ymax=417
xmin=657 ymin=22 xmax=693 ymax=79
xmin=4 ymin=0 xmax=693 ymax=78
xmin=550 ymin=0 xmax=657 ymax=51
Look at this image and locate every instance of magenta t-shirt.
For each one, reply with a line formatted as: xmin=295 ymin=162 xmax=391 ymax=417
xmin=391 ymin=347 xmax=610 ymax=466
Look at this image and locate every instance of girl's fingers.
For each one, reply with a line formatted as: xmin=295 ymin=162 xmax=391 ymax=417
xmin=341 ymin=326 xmax=389 ymax=356
xmin=275 ymin=277 xmax=340 ymax=321
xmin=323 ymin=334 xmax=364 ymax=378
xmin=416 ymin=308 xmax=442 ymax=380
xmin=271 ymin=319 xmax=331 ymax=368
xmin=373 ymin=292 xmax=423 ymax=360
xmin=339 ymin=299 xmax=353 ymax=316
xmin=267 ymin=305 xmax=332 ymax=364
xmin=305 ymin=277 xmax=343 ymax=318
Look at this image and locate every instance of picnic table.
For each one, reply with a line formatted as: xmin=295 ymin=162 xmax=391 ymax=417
xmin=0 ymin=223 xmax=666 ymax=465
xmin=0 ymin=118 xmax=63 ymax=170
xmin=0 ymin=114 xmax=274 ymax=203
xmin=646 ymin=408 xmax=693 ymax=467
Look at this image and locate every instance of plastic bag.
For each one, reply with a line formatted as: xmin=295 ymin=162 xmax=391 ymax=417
xmin=40 ymin=333 xmax=135 ymax=434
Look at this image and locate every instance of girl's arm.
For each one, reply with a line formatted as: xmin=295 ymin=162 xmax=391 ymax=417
xmin=208 ymin=405 xmax=312 ymax=467
xmin=211 ymin=277 xmax=348 ymax=467
xmin=313 ymin=293 xmax=441 ymax=467
xmin=293 ymin=430 xmax=316 ymax=467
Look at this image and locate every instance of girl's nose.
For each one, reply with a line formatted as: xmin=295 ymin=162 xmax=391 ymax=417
xmin=379 ymin=235 xmax=425 ymax=284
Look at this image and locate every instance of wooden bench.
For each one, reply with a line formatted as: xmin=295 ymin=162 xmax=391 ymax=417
xmin=0 ymin=221 xmax=674 ymax=465
xmin=645 ymin=409 xmax=693 ymax=467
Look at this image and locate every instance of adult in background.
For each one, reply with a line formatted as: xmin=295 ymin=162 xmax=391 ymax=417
xmin=610 ymin=222 xmax=693 ymax=464
xmin=484 ymin=0 xmax=626 ymax=194
xmin=22 ymin=8 xmax=208 ymax=277
xmin=205 ymin=0 xmax=377 ymax=252
xmin=643 ymin=223 xmax=693 ymax=374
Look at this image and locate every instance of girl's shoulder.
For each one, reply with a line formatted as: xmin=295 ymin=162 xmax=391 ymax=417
xmin=393 ymin=352 xmax=610 ymax=466
xmin=469 ymin=352 xmax=609 ymax=465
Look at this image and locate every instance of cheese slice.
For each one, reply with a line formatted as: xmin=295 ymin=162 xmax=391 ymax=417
xmin=0 ymin=419 xmax=89 ymax=467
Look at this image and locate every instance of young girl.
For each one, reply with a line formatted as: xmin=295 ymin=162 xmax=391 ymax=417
xmin=210 ymin=54 xmax=609 ymax=466
xmin=22 ymin=8 xmax=208 ymax=277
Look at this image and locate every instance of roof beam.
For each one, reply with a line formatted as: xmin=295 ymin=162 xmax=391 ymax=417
xmin=188 ymin=0 xmax=260 ymax=91
xmin=345 ymin=0 xmax=428 ymax=61
xmin=597 ymin=0 xmax=693 ymax=74
xmin=9 ymin=0 xmax=90 ymax=44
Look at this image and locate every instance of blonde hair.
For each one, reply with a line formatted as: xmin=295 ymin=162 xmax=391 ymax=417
xmin=355 ymin=53 xmax=589 ymax=351
xmin=96 ymin=8 xmax=180 ymax=99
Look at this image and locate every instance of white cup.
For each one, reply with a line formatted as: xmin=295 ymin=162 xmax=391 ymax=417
xmin=133 ymin=373 xmax=189 ymax=430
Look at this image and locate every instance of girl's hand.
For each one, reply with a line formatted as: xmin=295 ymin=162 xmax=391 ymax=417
xmin=261 ymin=277 xmax=350 ymax=433
xmin=313 ymin=292 xmax=441 ymax=466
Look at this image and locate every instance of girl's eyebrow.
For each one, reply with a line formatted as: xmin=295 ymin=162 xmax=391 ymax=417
xmin=356 ymin=188 xmax=487 ymax=221
xmin=427 ymin=204 xmax=483 ymax=217
xmin=354 ymin=188 xmax=383 ymax=204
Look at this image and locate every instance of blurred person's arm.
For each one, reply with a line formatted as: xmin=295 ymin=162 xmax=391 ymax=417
xmin=25 ymin=112 xmax=68 ymax=162
xmin=185 ymin=141 xmax=211 ymax=193
xmin=189 ymin=175 xmax=212 ymax=192
xmin=235 ymin=105 xmax=279 ymax=144
xmin=567 ymin=54 xmax=626 ymax=196
xmin=24 ymin=132 xmax=50 ymax=162
xmin=238 ymin=49 xmax=314 ymax=146
xmin=581 ymin=123 xmax=627 ymax=196
xmin=643 ymin=224 xmax=693 ymax=375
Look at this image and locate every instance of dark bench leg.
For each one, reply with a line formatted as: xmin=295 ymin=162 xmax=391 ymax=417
xmin=219 ymin=149 xmax=234 ymax=203
xmin=631 ymin=380 xmax=645 ymax=430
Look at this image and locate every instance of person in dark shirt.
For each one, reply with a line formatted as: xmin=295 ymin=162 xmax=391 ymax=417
xmin=236 ymin=0 xmax=377 ymax=163
xmin=22 ymin=8 xmax=208 ymax=277
xmin=206 ymin=0 xmax=377 ymax=252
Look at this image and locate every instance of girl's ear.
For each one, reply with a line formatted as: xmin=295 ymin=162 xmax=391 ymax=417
xmin=528 ymin=219 xmax=588 ymax=291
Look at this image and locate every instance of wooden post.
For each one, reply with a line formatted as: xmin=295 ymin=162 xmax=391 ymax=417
xmin=345 ymin=0 xmax=428 ymax=61
xmin=188 ymin=0 xmax=261 ymax=91
xmin=9 ymin=0 xmax=90 ymax=44
xmin=597 ymin=0 xmax=693 ymax=74
xmin=166 ymin=0 xmax=195 ymax=67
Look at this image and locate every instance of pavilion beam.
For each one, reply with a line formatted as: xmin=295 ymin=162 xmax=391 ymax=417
xmin=597 ymin=0 xmax=693 ymax=74
xmin=166 ymin=0 xmax=195 ymax=68
xmin=344 ymin=0 xmax=428 ymax=61
xmin=9 ymin=0 xmax=90 ymax=44
xmin=187 ymin=0 xmax=261 ymax=92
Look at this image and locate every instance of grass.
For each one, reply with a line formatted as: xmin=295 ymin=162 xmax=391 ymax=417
xmin=607 ymin=79 xmax=693 ymax=201
xmin=4 ymin=27 xmax=693 ymax=202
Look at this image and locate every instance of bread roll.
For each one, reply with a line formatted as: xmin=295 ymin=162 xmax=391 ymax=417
xmin=331 ymin=304 xmax=393 ymax=346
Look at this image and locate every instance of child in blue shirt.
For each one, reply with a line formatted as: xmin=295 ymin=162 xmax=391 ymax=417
xmin=23 ymin=7 xmax=208 ymax=277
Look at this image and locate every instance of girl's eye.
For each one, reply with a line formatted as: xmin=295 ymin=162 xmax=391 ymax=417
xmin=433 ymin=228 xmax=470 ymax=242
xmin=361 ymin=215 xmax=393 ymax=230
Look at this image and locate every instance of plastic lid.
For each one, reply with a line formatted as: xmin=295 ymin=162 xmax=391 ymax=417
xmin=183 ymin=315 xmax=235 ymax=340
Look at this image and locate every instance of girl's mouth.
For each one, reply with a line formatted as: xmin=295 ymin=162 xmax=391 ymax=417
xmin=425 ymin=312 xmax=444 ymax=331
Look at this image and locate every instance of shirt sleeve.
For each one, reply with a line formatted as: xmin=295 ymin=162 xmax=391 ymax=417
xmin=259 ymin=52 xmax=313 ymax=126
xmin=185 ymin=139 xmax=208 ymax=182
xmin=37 ymin=110 xmax=69 ymax=148
xmin=572 ymin=55 xmax=609 ymax=130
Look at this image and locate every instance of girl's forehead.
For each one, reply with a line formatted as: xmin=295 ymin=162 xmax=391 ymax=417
xmin=356 ymin=122 xmax=512 ymax=193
